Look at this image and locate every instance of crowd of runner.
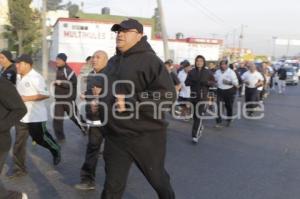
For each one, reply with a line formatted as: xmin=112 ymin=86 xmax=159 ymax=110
xmin=0 ymin=18 xmax=294 ymax=199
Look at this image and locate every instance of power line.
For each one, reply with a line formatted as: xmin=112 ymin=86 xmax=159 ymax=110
xmin=185 ymin=0 xmax=225 ymax=27
xmin=191 ymin=0 xmax=225 ymax=23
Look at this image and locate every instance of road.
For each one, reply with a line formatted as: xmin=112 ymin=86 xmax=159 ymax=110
xmin=2 ymin=84 xmax=300 ymax=199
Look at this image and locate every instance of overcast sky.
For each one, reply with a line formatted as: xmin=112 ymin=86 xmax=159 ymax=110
xmin=33 ymin=0 xmax=300 ymax=57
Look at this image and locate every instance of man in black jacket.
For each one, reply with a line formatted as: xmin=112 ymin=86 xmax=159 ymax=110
xmin=0 ymin=77 xmax=27 ymax=199
xmin=99 ymin=19 xmax=176 ymax=199
xmin=53 ymin=53 xmax=85 ymax=142
xmin=0 ymin=50 xmax=17 ymax=84
xmin=185 ymin=55 xmax=214 ymax=143
xmin=277 ymin=66 xmax=287 ymax=94
xmin=75 ymin=50 xmax=108 ymax=190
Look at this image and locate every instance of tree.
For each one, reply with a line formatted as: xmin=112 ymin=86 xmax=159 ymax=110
xmin=47 ymin=0 xmax=64 ymax=10
xmin=64 ymin=1 xmax=79 ymax=18
xmin=4 ymin=0 xmax=42 ymax=55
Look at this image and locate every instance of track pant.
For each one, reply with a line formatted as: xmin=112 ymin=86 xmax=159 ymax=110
xmin=80 ymin=127 xmax=104 ymax=183
xmin=191 ymin=101 xmax=206 ymax=138
xmin=101 ymin=132 xmax=175 ymax=199
xmin=0 ymin=131 xmax=11 ymax=198
xmin=53 ymin=100 xmax=83 ymax=140
xmin=13 ymin=122 xmax=60 ymax=173
xmin=277 ymin=80 xmax=286 ymax=93
xmin=216 ymin=88 xmax=236 ymax=124
xmin=245 ymin=87 xmax=259 ymax=114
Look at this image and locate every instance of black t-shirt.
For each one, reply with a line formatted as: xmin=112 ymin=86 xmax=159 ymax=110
xmin=278 ymin=68 xmax=287 ymax=80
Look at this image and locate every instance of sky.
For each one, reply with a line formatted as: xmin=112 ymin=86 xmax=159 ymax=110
xmin=33 ymin=0 xmax=300 ymax=57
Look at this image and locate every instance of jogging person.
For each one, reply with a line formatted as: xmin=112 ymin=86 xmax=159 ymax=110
xmin=8 ymin=54 xmax=61 ymax=178
xmin=53 ymin=53 xmax=86 ymax=142
xmin=75 ymin=50 xmax=108 ymax=190
xmin=177 ymin=61 xmax=192 ymax=118
xmin=241 ymin=62 xmax=264 ymax=116
xmin=0 ymin=50 xmax=17 ymax=84
xmin=185 ymin=55 xmax=214 ymax=143
xmin=100 ymin=18 xmax=176 ymax=199
xmin=214 ymin=60 xmax=239 ymax=127
xmin=0 ymin=77 xmax=28 ymax=199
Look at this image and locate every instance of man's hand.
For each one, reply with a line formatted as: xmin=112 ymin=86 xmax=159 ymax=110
xmin=255 ymin=81 xmax=263 ymax=88
xmin=244 ymin=81 xmax=250 ymax=86
xmin=55 ymin=80 xmax=62 ymax=86
xmin=80 ymin=93 xmax=86 ymax=101
xmin=223 ymin=79 xmax=232 ymax=85
xmin=115 ymin=94 xmax=126 ymax=112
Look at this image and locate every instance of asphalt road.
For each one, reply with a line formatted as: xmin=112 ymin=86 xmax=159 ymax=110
xmin=2 ymin=84 xmax=300 ymax=199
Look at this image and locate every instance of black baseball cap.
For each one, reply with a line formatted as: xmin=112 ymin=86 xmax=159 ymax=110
xmin=0 ymin=50 xmax=13 ymax=62
xmin=15 ymin=54 xmax=33 ymax=65
xmin=111 ymin=18 xmax=143 ymax=33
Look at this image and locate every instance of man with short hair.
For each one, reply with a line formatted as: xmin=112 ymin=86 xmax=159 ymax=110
xmin=0 ymin=77 xmax=28 ymax=199
xmin=214 ymin=60 xmax=239 ymax=127
xmin=241 ymin=62 xmax=264 ymax=116
xmin=177 ymin=61 xmax=192 ymax=118
xmin=165 ymin=60 xmax=181 ymax=93
xmin=185 ymin=55 xmax=214 ymax=143
xmin=277 ymin=66 xmax=287 ymax=94
xmin=75 ymin=50 xmax=108 ymax=190
xmin=0 ymin=50 xmax=17 ymax=84
xmin=100 ymin=18 xmax=176 ymax=199
xmin=53 ymin=53 xmax=86 ymax=142
xmin=8 ymin=54 xmax=61 ymax=178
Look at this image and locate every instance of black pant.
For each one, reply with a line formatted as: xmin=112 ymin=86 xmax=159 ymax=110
xmin=80 ymin=127 xmax=104 ymax=183
xmin=101 ymin=132 xmax=175 ymax=199
xmin=216 ymin=88 xmax=235 ymax=124
xmin=245 ymin=87 xmax=259 ymax=114
xmin=13 ymin=122 xmax=60 ymax=173
xmin=53 ymin=100 xmax=83 ymax=140
xmin=191 ymin=101 xmax=206 ymax=138
xmin=0 ymin=131 xmax=11 ymax=198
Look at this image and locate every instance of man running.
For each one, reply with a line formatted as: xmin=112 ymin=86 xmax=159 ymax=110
xmin=8 ymin=54 xmax=61 ymax=178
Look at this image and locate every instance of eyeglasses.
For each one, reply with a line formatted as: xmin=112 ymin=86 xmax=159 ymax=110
xmin=115 ymin=29 xmax=139 ymax=34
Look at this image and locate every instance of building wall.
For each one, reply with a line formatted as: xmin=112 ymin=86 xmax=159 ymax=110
xmin=50 ymin=19 xmax=223 ymax=73
xmin=0 ymin=0 xmax=9 ymax=49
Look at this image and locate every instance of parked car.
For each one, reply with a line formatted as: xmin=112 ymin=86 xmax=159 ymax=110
xmin=284 ymin=67 xmax=299 ymax=85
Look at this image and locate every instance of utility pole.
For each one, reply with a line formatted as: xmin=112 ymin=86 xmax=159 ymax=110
xmin=238 ymin=24 xmax=245 ymax=50
xmin=156 ymin=0 xmax=170 ymax=60
xmin=232 ymin=29 xmax=236 ymax=49
xmin=42 ymin=0 xmax=48 ymax=79
xmin=286 ymin=39 xmax=290 ymax=56
xmin=272 ymin=36 xmax=277 ymax=59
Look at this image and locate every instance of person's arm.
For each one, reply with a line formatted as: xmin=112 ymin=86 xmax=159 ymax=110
xmin=231 ymin=70 xmax=239 ymax=87
xmin=116 ymin=58 xmax=177 ymax=112
xmin=172 ymin=73 xmax=182 ymax=93
xmin=55 ymin=69 xmax=76 ymax=89
xmin=255 ymin=73 xmax=265 ymax=87
xmin=0 ymin=81 xmax=27 ymax=132
xmin=21 ymin=95 xmax=49 ymax=102
xmin=184 ymin=71 xmax=193 ymax=87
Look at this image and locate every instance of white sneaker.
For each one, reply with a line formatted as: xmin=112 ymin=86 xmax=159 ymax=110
xmin=192 ymin=137 xmax=199 ymax=143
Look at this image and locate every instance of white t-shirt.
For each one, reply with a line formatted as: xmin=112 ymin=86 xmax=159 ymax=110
xmin=241 ymin=71 xmax=264 ymax=89
xmin=214 ymin=68 xmax=239 ymax=90
xmin=17 ymin=69 xmax=49 ymax=123
xmin=177 ymin=70 xmax=191 ymax=98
